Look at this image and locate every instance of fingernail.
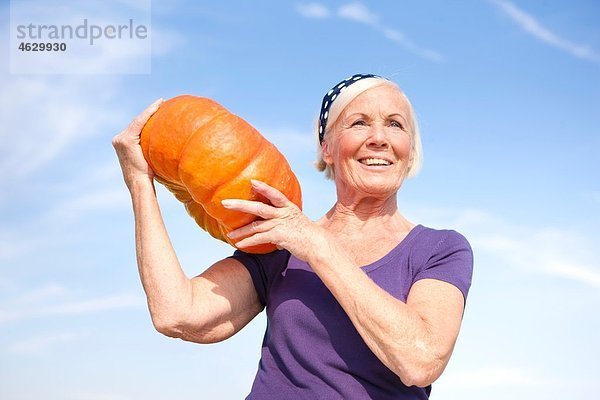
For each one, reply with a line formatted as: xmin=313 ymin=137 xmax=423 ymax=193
xmin=250 ymin=179 xmax=260 ymax=187
xmin=221 ymin=199 xmax=234 ymax=207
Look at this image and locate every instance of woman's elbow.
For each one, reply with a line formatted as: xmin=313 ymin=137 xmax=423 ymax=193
xmin=151 ymin=314 xmax=223 ymax=344
xmin=400 ymin=368 xmax=439 ymax=388
xmin=395 ymin=350 xmax=449 ymax=387
xmin=151 ymin=315 xmax=185 ymax=339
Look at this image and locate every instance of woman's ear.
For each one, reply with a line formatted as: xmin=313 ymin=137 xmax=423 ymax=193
xmin=321 ymin=139 xmax=333 ymax=165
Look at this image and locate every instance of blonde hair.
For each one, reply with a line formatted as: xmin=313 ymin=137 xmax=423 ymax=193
xmin=315 ymin=77 xmax=423 ymax=180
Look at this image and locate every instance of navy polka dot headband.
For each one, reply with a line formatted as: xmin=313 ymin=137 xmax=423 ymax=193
xmin=318 ymin=73 xmax=384 ymax=145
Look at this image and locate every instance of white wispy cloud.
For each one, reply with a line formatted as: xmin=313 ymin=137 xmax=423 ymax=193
xmin=0 ymin=9 xmax=181 ymax=274
xmin=295 ymin=2 xmax=443 ymax=62
xmin=39 ymin=293 xmax=144 ymax=315
xmin=0 ymin=229 xmax=38 ymax=261
xmin=410 ymin=207 xmax=600 ymax=288
xmin=490 ymin=0 xmax=600 ymax=63
xmin=0 ymin=6 xmax=181 ymax=181
xmin=8 ymin=331 xmax=82 ymax=356
xmin=338 ymin=2 xmax=378 ymax=25
xmin=45 ymin=188 xmax=131 ymax=225
xmin=472 ymin=223 xmax=600 ymax=288
xmin=78 ymin=161 xmax=124 ymax=185
xmin=0 ymin=74 xmax=125 ymax=182
xmin=0 ymin=160 xmax=131 ymax=262
xmin=0 ymin=290 xmax=144 ymax=324
xmin=295 ymin=3 xmax=330 ymax=19
xmin=382 ymin=28 xmax=444 ymax=63
xmin=12 ymin=282 xmax=68 ymax=305
xmin=543 ymin=259 xmax=600 ymax=287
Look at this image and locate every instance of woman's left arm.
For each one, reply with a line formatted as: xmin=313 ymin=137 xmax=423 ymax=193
xmin=224 ymin=180 xmax=466 ymax=388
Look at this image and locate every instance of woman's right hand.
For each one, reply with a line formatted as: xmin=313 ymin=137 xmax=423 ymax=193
xmin=112 ymin=98 xmax=163 ymax=190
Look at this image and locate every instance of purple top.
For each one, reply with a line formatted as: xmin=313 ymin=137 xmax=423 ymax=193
xmin=230 ymin=224 xmax=473 ymax=400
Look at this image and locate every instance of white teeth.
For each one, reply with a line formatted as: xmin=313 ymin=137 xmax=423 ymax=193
xmin=361 ymin=158 xmax=391 ymax=166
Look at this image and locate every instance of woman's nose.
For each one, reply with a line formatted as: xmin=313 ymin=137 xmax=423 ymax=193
xmin=367 ymin=124 xmax=389 ymax=147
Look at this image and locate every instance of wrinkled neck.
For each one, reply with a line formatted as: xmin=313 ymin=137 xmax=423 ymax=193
xmin=319 ymin=193 xmax=413 ymax=236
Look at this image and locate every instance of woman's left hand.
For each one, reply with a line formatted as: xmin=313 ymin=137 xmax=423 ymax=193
xmin=222 ymin=180 xmax=323 ymax=261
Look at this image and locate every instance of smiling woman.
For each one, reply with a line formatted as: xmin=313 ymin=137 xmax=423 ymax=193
xmin=112 ymin=73 xmax=474 ymax=400
xmin=315 ymin=75 xmax=422 ymax=181
xmin=322 ymin=84 xmax=416 ymax=197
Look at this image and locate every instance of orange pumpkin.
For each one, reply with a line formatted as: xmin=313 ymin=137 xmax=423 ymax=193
xmin=140 ymin=95 xmax=302 ymax=254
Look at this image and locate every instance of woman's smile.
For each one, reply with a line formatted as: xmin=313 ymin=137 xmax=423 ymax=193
xmin=357 ymin=157 xmax=394 ymax=167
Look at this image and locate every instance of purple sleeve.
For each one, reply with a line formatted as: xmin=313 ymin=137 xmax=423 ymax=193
xmin=228 ymin=249 xmax=290 ymax=306
xmin=413 ymin=230 xmax=474 ymax=302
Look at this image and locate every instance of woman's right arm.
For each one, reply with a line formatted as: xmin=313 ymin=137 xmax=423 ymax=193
xmin=112 ymin=99 xmax=263 ymax=343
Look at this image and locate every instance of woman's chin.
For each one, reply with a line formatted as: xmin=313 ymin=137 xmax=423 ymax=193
xmin=335 ymin=170 xmax=405 ymax=198
xmin=354 ymin=179 xmax=402 ymax=197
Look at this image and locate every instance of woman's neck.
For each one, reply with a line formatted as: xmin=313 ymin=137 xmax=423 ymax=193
xmin=319 ymin=194 xmax=414 ymax=235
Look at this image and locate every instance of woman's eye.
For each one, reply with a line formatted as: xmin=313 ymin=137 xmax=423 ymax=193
xmin=351 ymin=120 xmax=367 ymax=127
xmin=390 ymin=120 xmax=404 ymax=129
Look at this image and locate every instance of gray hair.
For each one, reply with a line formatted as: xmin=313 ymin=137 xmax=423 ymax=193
xmin=314 ymin=77 xmax=423 ymax=180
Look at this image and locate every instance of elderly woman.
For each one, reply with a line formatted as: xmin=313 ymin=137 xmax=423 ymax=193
xmin=113 ymin=74 xmax=473 ymax=399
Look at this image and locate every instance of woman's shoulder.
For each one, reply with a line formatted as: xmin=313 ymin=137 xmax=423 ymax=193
xmin=408 ymin=224 xmax=474 ymax=300
xmin=409 ymin=224 xmax=472 ymax=258
xmin=412 ymin=224 xmax=470 ymax=244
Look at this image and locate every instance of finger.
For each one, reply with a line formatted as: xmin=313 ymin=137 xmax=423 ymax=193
xmin=128 ymin=98 xmax=164 ymax=132
xmin=234 ymin=232 xmax=273 ymax=249
xmin=227 ymin=219 xmax=275 ymax=240
xmin=221 ymin=199 xmax=280 ymax=219
xmin=250 ymin=179 xmax=291 ymax=208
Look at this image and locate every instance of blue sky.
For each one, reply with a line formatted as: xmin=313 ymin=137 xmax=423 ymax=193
xmin=1 ymin=0 xmax=599 ymax=399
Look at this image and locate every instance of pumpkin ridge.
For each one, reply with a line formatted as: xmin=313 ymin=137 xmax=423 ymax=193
xmin=202 ymin=124 xmax=268 ymax=222
xmin=175 ymin=109 xmax=228 ymax=186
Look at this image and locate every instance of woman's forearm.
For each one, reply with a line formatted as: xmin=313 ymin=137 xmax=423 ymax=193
xmin=220 ymin=181 xmax=458 ymax=386
xmin=130 ymin=178 xmax=193 ymax=335
xmin=308 ymin=234 xmax=443 ymax=387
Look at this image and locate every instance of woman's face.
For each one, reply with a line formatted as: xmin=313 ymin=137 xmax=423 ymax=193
xmin=322 ymin=84 xmax=414 ymax=198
